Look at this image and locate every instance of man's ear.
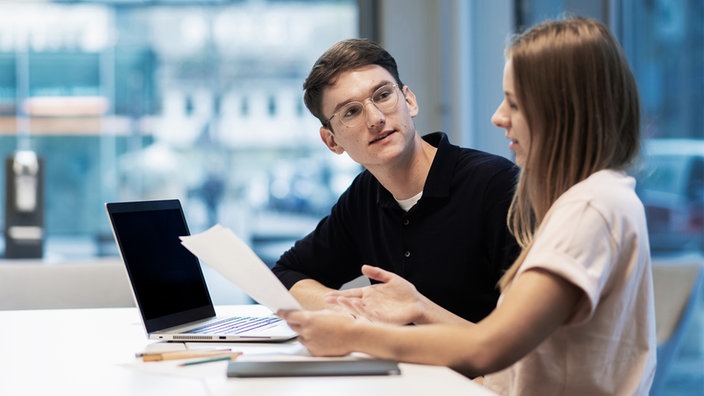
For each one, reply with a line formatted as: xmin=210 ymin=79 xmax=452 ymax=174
xmin=403 ymin=86 xmax=419 ymax=118
xmin=319 ymin=126 xmax=345 ymax=154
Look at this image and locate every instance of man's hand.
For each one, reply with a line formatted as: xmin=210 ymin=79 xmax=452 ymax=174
xmin=324 ymin=265 xmax=426 ymax=325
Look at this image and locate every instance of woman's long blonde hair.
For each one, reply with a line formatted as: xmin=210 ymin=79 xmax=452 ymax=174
xmin=499 ymin=16 xmax=641 ymax=290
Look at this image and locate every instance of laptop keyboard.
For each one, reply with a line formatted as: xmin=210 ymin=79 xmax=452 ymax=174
xmin=186 ymin=316 xmax=282 ymax=335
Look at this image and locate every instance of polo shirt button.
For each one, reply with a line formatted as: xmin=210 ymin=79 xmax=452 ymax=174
xmin=404 ymin=251 xmax=411 ymax=258
xmin=402 ymin=219 xmax=410 ymax=226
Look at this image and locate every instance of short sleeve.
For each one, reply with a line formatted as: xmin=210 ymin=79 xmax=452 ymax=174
xmin=518 ymin=200 xmax=617 ymax=325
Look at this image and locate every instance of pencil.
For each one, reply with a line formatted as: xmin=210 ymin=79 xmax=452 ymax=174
xmin=178 ymin=352 xmax=242 ymax=367
xmin=141 ymin=348 xmax=233 ymax=362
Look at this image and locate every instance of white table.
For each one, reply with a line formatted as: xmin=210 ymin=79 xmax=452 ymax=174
xmin=0 ymin=305 xmax=496 ymax=395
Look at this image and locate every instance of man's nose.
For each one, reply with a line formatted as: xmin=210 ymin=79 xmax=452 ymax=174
xmin=364 ymin=100 xmax=385 ymax=128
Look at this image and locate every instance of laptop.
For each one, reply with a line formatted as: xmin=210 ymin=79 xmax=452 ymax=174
xmin=105 ymin=199 xmax=297 ymax=342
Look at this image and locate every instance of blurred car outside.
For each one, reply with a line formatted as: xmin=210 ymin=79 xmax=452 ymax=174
xmin=635 ymin=139 xmax=704 ymax=255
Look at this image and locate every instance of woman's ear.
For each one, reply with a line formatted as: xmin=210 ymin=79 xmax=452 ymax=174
xmin=319 ymin=126 xmax=345 ymax=154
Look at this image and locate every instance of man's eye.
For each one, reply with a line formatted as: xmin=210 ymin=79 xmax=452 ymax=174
xmin=342 ymin=105 xmax=362 ymax=119
xmin=374 ymin=89 xmax=392 ymax=102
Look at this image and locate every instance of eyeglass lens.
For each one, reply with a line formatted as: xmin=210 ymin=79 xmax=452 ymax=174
xmin=337 ymin=84 xmax=399 ymax=127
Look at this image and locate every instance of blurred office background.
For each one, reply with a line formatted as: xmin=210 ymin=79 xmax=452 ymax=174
xmin=0 ymin=1 xmax=700 ymax=394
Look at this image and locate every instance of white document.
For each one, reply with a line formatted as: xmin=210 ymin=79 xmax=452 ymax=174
xmin=180 ymin=224 xmax=302 ymax=312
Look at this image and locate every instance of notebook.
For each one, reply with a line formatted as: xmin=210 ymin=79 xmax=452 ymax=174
xmin=105 ymin=199 xmax=297 ymax=342
xmin=226 ymin=359 xmax=401 ymax=377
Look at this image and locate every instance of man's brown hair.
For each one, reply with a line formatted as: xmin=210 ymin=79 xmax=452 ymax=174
xmin=303 ymin=38 xmax=404 ymax=126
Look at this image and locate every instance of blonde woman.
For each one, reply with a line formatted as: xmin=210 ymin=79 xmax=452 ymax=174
xmin=280 ymin=16 xmax=656 ymax=395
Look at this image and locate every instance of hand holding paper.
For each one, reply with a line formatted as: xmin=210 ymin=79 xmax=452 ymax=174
xmin=180 ymin=224 xmax=302 ymax=312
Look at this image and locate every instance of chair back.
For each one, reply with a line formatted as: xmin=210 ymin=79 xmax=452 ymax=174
xmin=0 ymin=258 xmax=134 ymax=310
xmin=651 ymin=254 xmax=704 ymax=394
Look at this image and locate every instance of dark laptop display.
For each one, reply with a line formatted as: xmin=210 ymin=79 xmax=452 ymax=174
xmin=105 ymin=199 xmax=297 ymax=342
xmin=107 ymin=199 xmax=215 ymax=333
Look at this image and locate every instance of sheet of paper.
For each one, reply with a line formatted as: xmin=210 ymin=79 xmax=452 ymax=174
xmin=180 ymin=224 xmax=302 ymax=312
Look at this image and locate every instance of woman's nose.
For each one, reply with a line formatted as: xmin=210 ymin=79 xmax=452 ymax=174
xmin=491 ymin=103 xmax=509 ymax=128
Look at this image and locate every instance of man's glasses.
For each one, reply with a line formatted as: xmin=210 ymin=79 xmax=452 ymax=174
xmin=325 ymin=83 xmax=400 ymax=128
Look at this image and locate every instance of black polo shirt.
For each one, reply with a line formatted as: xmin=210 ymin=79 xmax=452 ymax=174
xmin=272 ymin=132 xmax=520 ymax=322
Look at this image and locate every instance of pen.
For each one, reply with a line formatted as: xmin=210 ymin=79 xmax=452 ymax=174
xmin=178 ymin=352 xmax=242 ymax=367
xmin=141 ymin=348 xmax=233 ymax=362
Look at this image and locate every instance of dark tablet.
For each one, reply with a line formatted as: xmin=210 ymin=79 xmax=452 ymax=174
xmin=226 ymin=359 xmax=401 ymax=378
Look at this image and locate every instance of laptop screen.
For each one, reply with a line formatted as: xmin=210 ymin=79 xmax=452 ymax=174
xmin=107 ymin=200 xmax=215 ymax=332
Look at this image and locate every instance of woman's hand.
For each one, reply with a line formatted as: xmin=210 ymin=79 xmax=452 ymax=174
xmin=277 ymin=309 xmax=360 ymax=356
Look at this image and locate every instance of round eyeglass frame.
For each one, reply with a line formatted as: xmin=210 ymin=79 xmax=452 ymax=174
xmin=324 ymin=83 xmax=400 ymax=129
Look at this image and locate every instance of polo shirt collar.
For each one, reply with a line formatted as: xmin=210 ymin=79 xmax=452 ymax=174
xmin=377 ymin=131 xmax=459 ymax=207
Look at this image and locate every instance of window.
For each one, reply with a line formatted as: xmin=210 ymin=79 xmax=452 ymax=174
xmin=0 ymin=0 xmax=360 ymax=260
xmin=515 ymin=0 xmax=704 ymax=256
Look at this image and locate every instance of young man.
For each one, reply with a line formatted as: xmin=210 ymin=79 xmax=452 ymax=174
xmin=271 ymin=39 xmax=519 ymax=323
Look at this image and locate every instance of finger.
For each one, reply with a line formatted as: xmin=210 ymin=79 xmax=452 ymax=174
xmin=336 ymin=296 xmax=364 ymax=316
xmin=347 ymin=300 xmax=369 ymax=319
xmin=339 ymin=297 xmax=374 ymax=321
xmin=324 ymin=295 xmax=359 ymax=318
xmin=327 ymin=288 xmax=364 ymax=299
xmin=277 ymin=309 xmax=305 ymax=326
xmin=361 ymin=265 xmax=395 ymax=283
xmin=323 ymin=293 xmax=339 ymax=305
xmin=324 ymin=293 xmax=356 ymax=307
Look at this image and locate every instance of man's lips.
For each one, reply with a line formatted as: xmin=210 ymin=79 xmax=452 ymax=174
xmin=369 ymin=130 xmax=395 ymax=145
